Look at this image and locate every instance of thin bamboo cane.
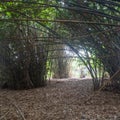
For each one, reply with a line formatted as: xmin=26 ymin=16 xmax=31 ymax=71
xmin=0 ymin=18 xmax=120 ymax=27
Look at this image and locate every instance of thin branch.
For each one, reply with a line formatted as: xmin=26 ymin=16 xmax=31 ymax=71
xmin=0 ymin=110 xmax=9 ymax=120
xmin=3 ymin=97 xmax=26 ymax=120
xmin=11 ymin=102 xmax=26 ymax=120
xmin=0 ymin=18 xmax=120 ymax=27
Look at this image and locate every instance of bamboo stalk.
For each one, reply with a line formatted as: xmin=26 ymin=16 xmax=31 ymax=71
xmin=0 ymin=18 xmax=120 ymax=27
xmin=98 ymin=69 xmax=120 ymax=91
xmin=82 ymin=69 xmax=120 ymax=105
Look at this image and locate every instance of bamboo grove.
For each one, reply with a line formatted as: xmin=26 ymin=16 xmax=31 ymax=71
xmin=0 ymin=0 xmax=120 ymax=90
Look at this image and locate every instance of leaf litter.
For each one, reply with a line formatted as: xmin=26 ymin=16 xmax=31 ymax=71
xmin=0 ymin=78 xmax=120 ymax=120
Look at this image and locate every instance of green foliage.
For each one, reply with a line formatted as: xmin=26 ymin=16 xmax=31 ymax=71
xmin=55 ymin=0 xmax=120 ymax=89
xmin=0 ymin=0 xmax=120 ymax=90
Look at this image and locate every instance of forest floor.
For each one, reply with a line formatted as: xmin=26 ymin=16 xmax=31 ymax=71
xmin=0 ymin=78 xmax=120 ymax=120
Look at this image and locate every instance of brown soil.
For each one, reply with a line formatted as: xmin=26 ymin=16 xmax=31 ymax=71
xmin=0 ymin=78 xmax=120 ymax=120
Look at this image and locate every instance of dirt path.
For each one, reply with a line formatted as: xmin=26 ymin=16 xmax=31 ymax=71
xmin=0 ymin=79 xmax=120 ymax=120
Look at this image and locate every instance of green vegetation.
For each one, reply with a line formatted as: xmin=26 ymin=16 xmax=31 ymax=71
xmin=0 ymin=0 xmax=120 ymax=90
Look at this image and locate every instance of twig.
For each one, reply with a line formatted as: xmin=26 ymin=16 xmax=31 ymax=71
xmin=0 ymin=110 xmax=9 ymax=120
xmin=10 ymin=102 xmax=26 ymax=120
xmin=4 ymin=97 xmax=26 ymax=120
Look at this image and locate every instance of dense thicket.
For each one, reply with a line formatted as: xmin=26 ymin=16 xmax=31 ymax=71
xmin=56 ymin=0 xmax=120 ymax=90
xmin=0 ymin=23 xmax=48 ymax=89
xmin=0 ymin=0 xmax=120 ymax=90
